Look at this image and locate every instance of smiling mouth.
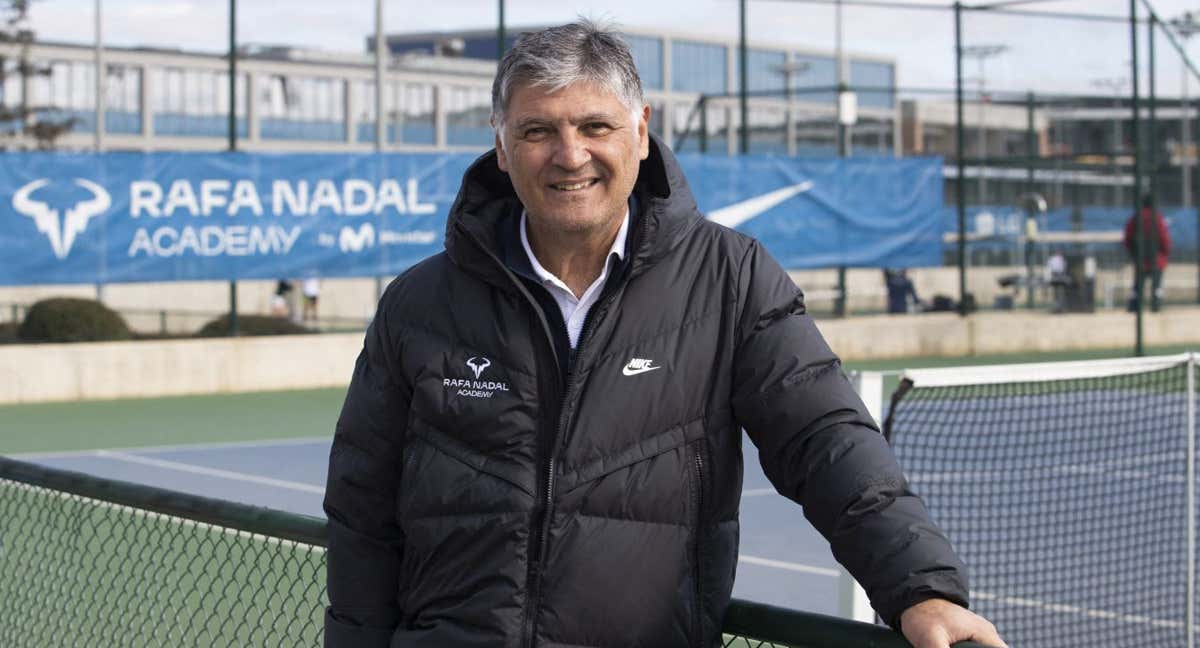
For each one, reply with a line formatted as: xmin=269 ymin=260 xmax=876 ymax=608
xmin=550 ymin=179 xmax=599 ymax=192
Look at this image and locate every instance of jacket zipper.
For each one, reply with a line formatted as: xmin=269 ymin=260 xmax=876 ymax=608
xmin=452 ymin=222 xmax=566 ymax=647
xmin=691 ymin=442 xmax=706 ymax=648
xmin=524 ymin=294 xmax=617 ymax=648
xmin=455 ymin=221 xmax=628 ymax=648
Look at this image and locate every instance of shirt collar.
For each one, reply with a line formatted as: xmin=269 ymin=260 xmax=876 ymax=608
xmin=519 ymin=209 xmax=630 ymax=289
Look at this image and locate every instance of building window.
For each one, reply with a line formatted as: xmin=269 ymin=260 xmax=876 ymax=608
xmin=446 ymin=85 xmax=492 ymax=147
xmin=791 ymin=54 xmax=836 ymax=107
xmin=671 ymin=40 xmax=726 ymax=95
xmin=625 ymin=35 xmax=663 ymax=90
xmin=850 ymin=60 xmax=894 ymax=109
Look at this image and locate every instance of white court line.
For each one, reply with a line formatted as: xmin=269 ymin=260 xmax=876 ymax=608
xmin=741 ymin=488 xmax=776 ymax=497
xmin=738 ymin=555 xmax=839 ymax=577
xmin=93 ymin=450 xmax=326 ymax=494
xmin=12 ymin=435 xmax=332 ymax=461
xmin=972 ymin=590 xmax=1199 ymax=632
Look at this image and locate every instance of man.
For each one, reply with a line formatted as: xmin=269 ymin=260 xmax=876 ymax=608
xmin=1123 ymin=194 xmax=1171 ymax=312
xmin=884 ymin=268 xmax=921 ymax=314
xmin=324 ymin=20 xmax=1004 ymax=648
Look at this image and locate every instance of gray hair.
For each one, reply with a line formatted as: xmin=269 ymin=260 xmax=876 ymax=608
xmin=491 ymin=19 xmax=645 ymax=127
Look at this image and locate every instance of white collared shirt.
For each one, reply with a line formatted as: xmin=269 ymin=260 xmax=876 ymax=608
xmin=520 ymin=210 xmax=629 ymax=349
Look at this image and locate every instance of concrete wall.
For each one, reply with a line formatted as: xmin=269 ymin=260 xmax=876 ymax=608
xmin=0 ymin=334 xmax=361 ymax=404
xmin=3 ymin=307 xmax=1198 ymax=404
xmin=819 ymin=307 xmax=1200 ymax=360
xmin=3 ymin=265 xmax=1194 ymax=334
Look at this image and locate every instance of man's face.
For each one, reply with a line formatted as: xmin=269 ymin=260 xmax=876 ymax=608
xmin=495 ymin=80 xmax=650 ymax=235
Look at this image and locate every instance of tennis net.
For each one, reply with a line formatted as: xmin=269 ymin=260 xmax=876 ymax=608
xmin=883 ymin=352 xmax=1198 ymax=648
xmin=0 ymin=455 xmax=992 ymax=648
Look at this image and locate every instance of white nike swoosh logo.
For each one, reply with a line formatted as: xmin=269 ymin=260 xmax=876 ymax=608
xmin=706 ymin=181 xmax=814 ymax=229
xmin=622 ymin=364 xmax=662 ymax=376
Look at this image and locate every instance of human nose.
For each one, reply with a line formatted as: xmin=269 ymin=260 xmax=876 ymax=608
xmin=551 ymin=129 xmax=590 ymax=170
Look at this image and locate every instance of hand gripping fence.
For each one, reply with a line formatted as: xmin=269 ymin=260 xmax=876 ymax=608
xmin=0 ymin=454 xmax=995 ymax=647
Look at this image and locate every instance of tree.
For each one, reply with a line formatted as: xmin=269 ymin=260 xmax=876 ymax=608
xmin=0 ymin=0 xmax=76 ymax=150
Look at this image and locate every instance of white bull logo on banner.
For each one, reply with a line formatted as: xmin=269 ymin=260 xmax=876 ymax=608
xmin=12 ymin=178 xmax=112 ymax=259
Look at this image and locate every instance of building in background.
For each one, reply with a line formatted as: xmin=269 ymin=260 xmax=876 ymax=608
xmin=0 ymin=26 xmax=898 ymax=158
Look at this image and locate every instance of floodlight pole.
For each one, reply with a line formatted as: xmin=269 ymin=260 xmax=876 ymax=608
xmin=94 ymin=0 xmax=106 ymax=303
xmin=834 ymin=0 xmax=848 ymax=318
xmin=739 ymin=0 xmax=748 ymax=154
xmin=497 ymin=0 xmax=505 ymax=60
xmin=374 ymin=0 xmax=386 ymax=301
xmin=1148 ymin=17 xmax=1158 ymax=211
xmin=94 ymin=0 xmax=104 ymax=154
xmin=954 ymin=2 xmax=968 ymax=316
xmin=1130 ymin=0 xmax=1143 ymax=356
xmin=227 ymin=0 xmax=239 ymax=337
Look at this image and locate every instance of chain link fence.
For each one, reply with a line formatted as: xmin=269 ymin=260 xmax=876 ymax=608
xmin=0 ymin=455 xmax=993 ymax=647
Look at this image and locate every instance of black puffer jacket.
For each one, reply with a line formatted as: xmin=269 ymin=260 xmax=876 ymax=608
xmin=324 ymin=136 xmax=968 ymax=648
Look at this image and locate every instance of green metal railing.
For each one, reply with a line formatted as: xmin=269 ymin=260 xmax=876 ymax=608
xmin=0 ymin=455 xmax=989 ymax=647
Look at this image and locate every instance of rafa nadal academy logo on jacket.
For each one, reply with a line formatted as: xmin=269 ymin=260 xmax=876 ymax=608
xmin=444 ymin=356 xmax=511 ymax=399
xmin=13 ymin=178 xmax=112 ymax=259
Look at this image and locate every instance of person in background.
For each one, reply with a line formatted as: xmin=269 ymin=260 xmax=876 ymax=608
xmin=1045 ymin=250 xmax=1067 ymax=314
xmin=884 ymin=268 xmax=921 ymax=314
xmin=301 ymin=276 xmax=320 ymax=323
xmin=1123 ymin=194 xmax=1171 ymax=312
xmin=270 ymin=279 xmax=293 ymax=318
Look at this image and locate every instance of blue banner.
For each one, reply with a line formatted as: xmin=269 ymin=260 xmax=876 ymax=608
xmin=0 ymin=152 xmax=945 ymax=285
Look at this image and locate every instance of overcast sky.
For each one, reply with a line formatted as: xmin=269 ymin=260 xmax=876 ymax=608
xmin=21 ymin=0 xmax=1200 ymax=98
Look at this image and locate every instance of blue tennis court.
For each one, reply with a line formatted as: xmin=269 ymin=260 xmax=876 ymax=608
xmin=11 ymin=433 xmax=848 ymax=617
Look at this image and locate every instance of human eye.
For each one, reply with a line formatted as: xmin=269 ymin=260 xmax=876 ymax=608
xmin=583 ymin=122 xmax=614 ymax=136
xmin=521 ymin=125 xmax=551 ymax=140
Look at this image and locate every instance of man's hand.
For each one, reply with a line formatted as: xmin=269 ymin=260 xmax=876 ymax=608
xmin=899 ymin=598 xmax=1006 ymax=648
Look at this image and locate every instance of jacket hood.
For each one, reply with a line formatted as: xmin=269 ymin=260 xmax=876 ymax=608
xmin=443 ymin=132 xmax=702 ymax=283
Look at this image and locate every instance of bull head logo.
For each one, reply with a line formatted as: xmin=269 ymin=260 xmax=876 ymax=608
xmin=466 ymin=356 xmax=491 ymax=380
xmin=13 ymin=178 xmax=112 ymax=259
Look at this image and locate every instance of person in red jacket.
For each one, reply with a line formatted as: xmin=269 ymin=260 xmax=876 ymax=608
xmin=1123 ymin=194 xmax=1172 ymax=312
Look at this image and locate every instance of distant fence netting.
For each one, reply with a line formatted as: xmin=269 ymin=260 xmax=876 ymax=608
xmin=883 ymin=353 xmax=1198 ymax=648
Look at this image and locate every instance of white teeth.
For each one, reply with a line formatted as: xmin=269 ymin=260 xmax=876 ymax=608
xmin=554 ymin=180 xmax=592 ymax=191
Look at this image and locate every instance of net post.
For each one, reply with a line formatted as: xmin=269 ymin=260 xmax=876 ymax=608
xmin=1188 ymin=351 xmax=1196 ymax=648
xmin=840 ymin=370 xmax=885 ymax=623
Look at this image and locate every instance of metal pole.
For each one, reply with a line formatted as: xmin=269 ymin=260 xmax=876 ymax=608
xmin=978 ymin=57 xmax=986 ymax=206
xmin=1026 ymin=92 xmax=1036 ymax=310
xmin=834 ymin=0 xmax=848 ymax=317
xmin=94 ymin=0 xmax=104 ymax=153
xmin=497 ymin=0 xmax=505 ymax=60
xmin=375 ymin=0 xmax=385 ymax=150
xmin=700 ymin=96 xmax=709 ymax=154
xmin=1195 ymin=99 xmax=1200 ymax=305
xmin=1184 ymin=60 xmax=1193 ymax=209
xmin=739 ymin=0 xmax=748 ymax=154
xmin=1149 ymin=16 xmax=1162 ymax=315
xmin=374 ymin=0 xmax=385 ymax=300
xmin=94 ymin=0 xmax=106 ymax=303
xmin=227 ymin=0 xmax=239 ymax=337
xmin=1131 ymin=0 xmax=1143 ymax=356
xmin=955 ymin=2 xmax=967 ymax=316
xmin=1187 ymin=351 xmax=1196 ymax=648
xmin=1149 ymin=17 xmax=1159 ymax=210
